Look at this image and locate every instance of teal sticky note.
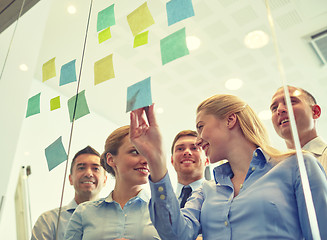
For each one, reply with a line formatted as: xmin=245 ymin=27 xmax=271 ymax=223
xmin=45 ymin=136 xmax=68 ymax=171
xmin=126 ymin=77 xmax=152 ymax=112
xmin=26 ymin=93 xmax=41 ymax=118
xmin=59 ymin=59 xmax=77 ymax=86
xmin=160 ymin=28 xmax=189 ymax=65
xmin=97 ymin=4 xmax=115 ymax=32
xmin=167 ymin=0 xmax=195 ymax=26
xmin=67 ymin=90 xmax=90 ymax=122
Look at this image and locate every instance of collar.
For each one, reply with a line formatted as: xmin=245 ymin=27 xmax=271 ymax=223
xmin=302 ymin=136 xmax=327 ymax=156
xmin=213 ymin=148 xmax=269 ymax=184
xmin=66 ymin=199 xmax=78 ymax=213
xmin=104 ymin=189 xmax=149 ymax=204
xmin=176 ymin=178 xmax=205 ymax=198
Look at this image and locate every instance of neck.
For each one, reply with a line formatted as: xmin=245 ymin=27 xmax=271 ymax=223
xmin=112 ymin=180 xmax=142 ymax=208
xmin=178 ymin=175 xmax=203 ymax=186
xmin=285 ymin=131 xmax=318 ymax=149
xmin=74 ymin=193 xmax=98 ymax=205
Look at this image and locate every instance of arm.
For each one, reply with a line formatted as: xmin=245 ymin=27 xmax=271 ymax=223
xmin=31 ymin=213 xmax=55 ymax=240
xmin=295 ymin=154 xmax=327 ymax=239
xmin=64 ymin=207 xmax=83 ymax=240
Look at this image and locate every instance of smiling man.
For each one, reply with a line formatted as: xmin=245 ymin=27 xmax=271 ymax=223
xmin=270 ymin=85 xmax=327 ymax=171
xmin=171 ymin=130 xmax=209 ymax=208
xmin=31 ymin=146 xmax=107 ymax=240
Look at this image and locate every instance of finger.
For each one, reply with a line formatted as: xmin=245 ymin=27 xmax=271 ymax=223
xmin=145 ymin=104 xmax=158 ymax=126
xmin=130 ymin=111 xmax=137 ymax=138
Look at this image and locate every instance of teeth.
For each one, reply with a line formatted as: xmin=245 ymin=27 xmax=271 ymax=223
xmin=280 ymin=119 xmax=289 ymax=125
xmin=137 ymin=169 xmax=149 ymax=172
xmin=182 ymin=160 xmax=193 ymax=164
xmin=82 ymin=181 xmax=93 ymax=184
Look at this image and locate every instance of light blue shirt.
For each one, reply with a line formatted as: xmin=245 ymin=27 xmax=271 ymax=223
xmin=149 ymin=148 xmax=327 ymax=240
xmin=31 ymin=199 xmax=77 ymax=240
xmin=64 ymin=189 xmax=159 ymax=240
xmin=176 ymin=178 xmax=204 ymax=204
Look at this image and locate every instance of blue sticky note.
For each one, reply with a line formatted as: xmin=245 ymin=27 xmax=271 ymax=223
xmin=166 ymin=0 xmax=195 ymax=26
xmin=45 ymin=136 xmax=68 ymax=171
xmin=97 ymin=4 xmax=115 ymax=32
xmin=26 ymin=92 xmax=41 ymax=118
xmin=160 ymin=28 xmax=189 ymax=65
xmin=126 ymin=77 xmax=152 ymax=112
xmin=59 ymin=59 xmax=77 ymax=86
xmin=67 ymin=90 xmax=90 ymax=122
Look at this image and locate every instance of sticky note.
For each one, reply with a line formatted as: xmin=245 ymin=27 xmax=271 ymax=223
xmin=97 ymin=4 xmax=115 ymax=32
xmin=59 ymin=59 xmax=77 ymax=86
xmin=42 ymin=57 xmax=56 ymax=82
xmin=50 ymin=96 xmax=60 ymax=111
xmin=133 ymin=31 xmax=149 ymax=48
xmin=98 ymin=27 xmax=111 ymax=44
xmin=127 ymin=2 xmax=155 ymax=36
xmin=67 ymin=90 xmax=90 ymax=122
xmin=126 ymin=77 xmax=152 ymax=112
xmin=94 ymin=54 xmax=115 ymax=85
xmin=45 ymin=136 xmax=68 ymax=171
xmin=26 ymin=93 xmax=41 ymax=118
xmin=166 ymin=0 xmax=195 ymax=26
xmin=160 ymin=27 xmax=189 ymax=65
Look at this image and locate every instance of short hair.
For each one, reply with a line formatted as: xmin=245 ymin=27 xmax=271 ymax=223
xmin=100 ymin=125 xmax=130 ymax=177
xmin=171 ymin=130 xmax=198 ymax=154
xmin=70 ymin=146 xmax=100 ymax=174
xmin=277 ymin=85 xmax=317 ymax=105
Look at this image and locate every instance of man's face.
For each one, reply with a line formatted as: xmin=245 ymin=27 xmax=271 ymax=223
xmin=171 ymin=136 xmax=207 ymax=179
xmin=270 ymin=86 xmax=317 ymax=143
xmin=69 ymin=154 xmax=107 ymax=200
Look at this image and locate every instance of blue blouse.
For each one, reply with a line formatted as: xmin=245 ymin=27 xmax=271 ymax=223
xmin=64 ymin=190 xmax=159 ymax=240
xmin=149 ymin=148 xmax=327 ymax=240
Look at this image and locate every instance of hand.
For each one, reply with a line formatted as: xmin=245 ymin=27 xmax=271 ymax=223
xmin=130 ymin=104 xmax=167 ymax=182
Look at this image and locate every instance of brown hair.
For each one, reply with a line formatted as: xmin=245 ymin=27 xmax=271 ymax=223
xmin=70 ymin=146 xmax=101 ymax=174
xmin=171 ymin=130 xmax=197 ymax=154
xmin=100 ymin=125 xmax=130 ymax=176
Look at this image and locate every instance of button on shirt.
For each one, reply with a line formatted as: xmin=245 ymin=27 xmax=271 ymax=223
xmin=31 ymin=199 xmax=77 ymax=240
xmin=64 ymin=190 xmax=159 ymax=240
xmin=149 ymin=148 xmax=327 ymax=240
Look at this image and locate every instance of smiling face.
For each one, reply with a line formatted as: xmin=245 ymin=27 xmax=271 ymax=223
xmin=69 ymin=153 xmax=107 ymax=203
xmin=270 ymin=86 xmax=320 ymax=148
xmin=196 ymin=111 xmax=231 ymax=163
xmin=107 ymin=136 xmax=149 ymax=186
xmin=171 ymin=136 xmax=207 ymax=182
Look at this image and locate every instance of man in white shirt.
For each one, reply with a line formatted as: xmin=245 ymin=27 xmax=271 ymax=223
xmin=170 ymin=130 xmax=209 ymax=208
xmin=270 ymin=85 xmax=327 ymax=172
xmin=31 ymin=146 xmax=107 ymax=240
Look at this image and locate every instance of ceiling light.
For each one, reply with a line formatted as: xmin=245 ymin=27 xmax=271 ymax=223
xmin=258 ymin=110 xmax=271 ymax=120
xmin=67 ymin=5 xmax=77 ymax=14
xmin=225 ymin=78 xmax=243 ymax=90
xmin=19 ymin=64 xmax=28 ymax=71
xmin=186 ymin=36 xmax=201 ymax=50
xmin=244 ymin=30 xmax=269 ymax=49
xmin=156 ymin=107 xmax=164 ymax=114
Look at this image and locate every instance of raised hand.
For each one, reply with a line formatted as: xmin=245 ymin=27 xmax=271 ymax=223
xmin=130 ymin=104 xmax=167 ymax=182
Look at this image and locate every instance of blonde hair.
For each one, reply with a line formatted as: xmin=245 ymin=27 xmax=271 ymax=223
xmin=100 ymin=125 xmax=130 ymax=176
xmin=197 ymin=94 xmax=294 ymax=160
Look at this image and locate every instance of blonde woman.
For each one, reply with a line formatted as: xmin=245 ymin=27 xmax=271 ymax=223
xmin=65 ymin=126 xmax=159 ymax=240
xmin=130 ymin=95 xmax=327 ymax=240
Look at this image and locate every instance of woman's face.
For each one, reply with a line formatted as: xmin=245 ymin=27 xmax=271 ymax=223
xmin=110 ymin=136 xmax=149 ymax=185
xmin=196 ymin=111 xmax=230 ymax=163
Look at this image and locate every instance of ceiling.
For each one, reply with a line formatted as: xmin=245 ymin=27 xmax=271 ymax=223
xmin=3 ymin=0 xmax=327 ymax=151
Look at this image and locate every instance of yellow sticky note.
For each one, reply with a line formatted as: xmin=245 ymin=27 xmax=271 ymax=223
xmin=94 ymin=54 xmax=115 ymax=85
xmin=98 ymin=27 xmax=111 ymax=44
xmin=50 ymin=96 xmax=60 ymax=111
xmin=134 ymin=31 xmax=149 ymax=48
xmin=127 ymin=2 xmax=155 ymax=36
xmin=42 ymin=57 xmax=56 ymax=82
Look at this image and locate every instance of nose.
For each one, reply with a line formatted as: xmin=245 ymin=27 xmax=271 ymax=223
xmin=85 ymin=167 xmax=94 ymax=178
xmin=139 ymin=156 xmax=148 ymax=165
xmin=277 ymin=103 xmax=287 ymax=115
xmin=183 ymin=148 xmax=192 ymax=156
xmin=196 ymin=137 xmax=203 ymax=148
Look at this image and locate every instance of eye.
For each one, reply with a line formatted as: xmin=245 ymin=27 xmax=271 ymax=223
xmin=270 ymin=106 xmax=277 ymax=113
xmin=177 ymin=147 xmax=184 ymax=151
xmin=130 ymin=149 xmax=139 ymax=155
xmin=191 ymin=146 xmax=198 ymax=151
xmin=93 ymin=167 xmax=100 ymax=171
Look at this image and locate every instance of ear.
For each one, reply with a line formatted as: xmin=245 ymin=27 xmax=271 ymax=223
xmin=204 ymin=158 xmax=209 ymax=166
xmin=227 ymin=113 xmax=237 ymax=129
xmin=171 ymin=155 xmax=174 ymax=165
xmin=106 ymin=153 xmax=116 ymax=168
xmin=102 ymin=175 xmax=108 ymax=185
xmin=69 ymin=174 xmax=73 ymax=186
xmin=312 ymin=104 xmax=321 ymax=119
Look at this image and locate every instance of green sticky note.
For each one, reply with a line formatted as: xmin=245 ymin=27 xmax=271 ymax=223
xmin=50 ymin=96 xmax=60 ymax=111
xmin=26 ymin=93 xmax=41 ymax=118
xmin=127 ymin=2 xmax=155 ymax=36
xmin=98 ymin=27 xmax=111 ymax=44
xmin=160 ymin=27 xmax=189 ymax=65
xmin=94 ymin=54 xmax=115 ymax=85
xmin=45 ymin=136 xmax=68 ymax=171
xmin=67 ymin=90 xmax=90 ymax=122
xmin=97 ymin=4 xmax=115 ymax=32
xmin=133 ymin=31 xmax=149 ymax=48
xmin=42 ymin=57 xmax=56 ymax=82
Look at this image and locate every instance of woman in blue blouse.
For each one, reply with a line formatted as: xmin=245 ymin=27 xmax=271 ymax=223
xmin=64 ymin=125 xmax=160 ymax=240
xmin=130 ymin=94 xmax=327 ymax=240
